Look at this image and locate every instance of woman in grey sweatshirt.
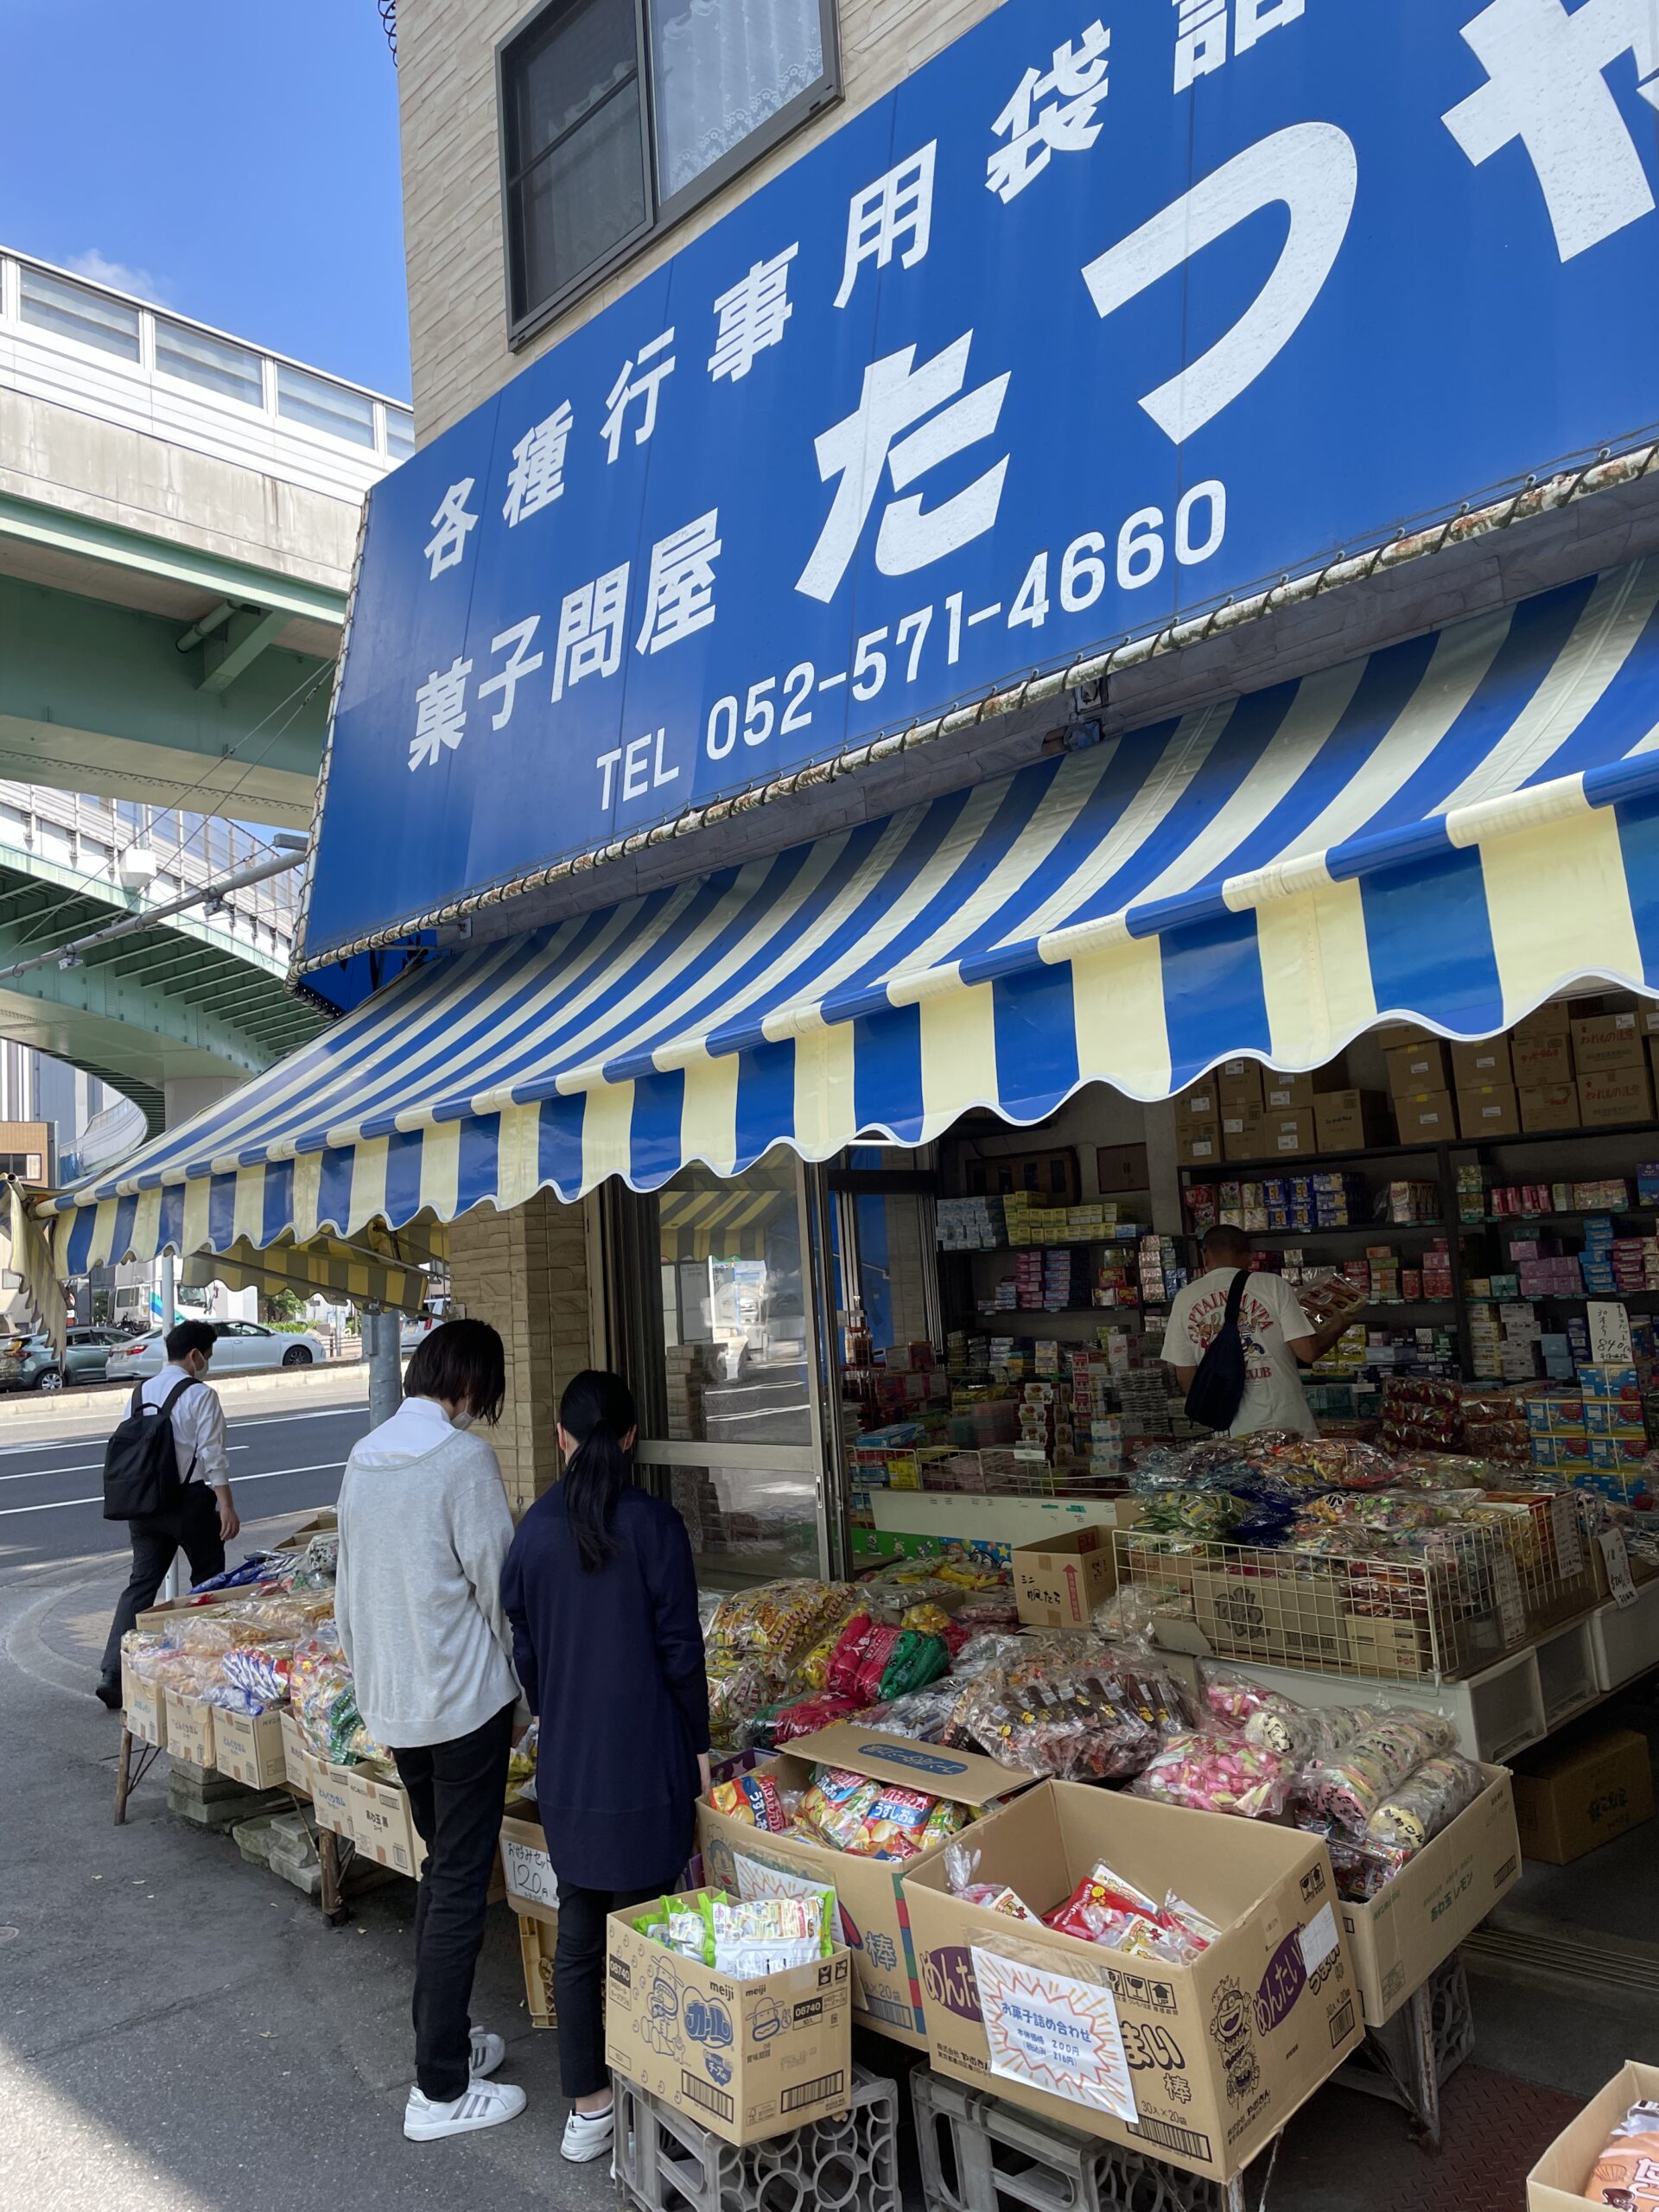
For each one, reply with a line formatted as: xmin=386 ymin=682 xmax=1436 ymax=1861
xmin=335 ymin=1319 xmax=524 ymax=2144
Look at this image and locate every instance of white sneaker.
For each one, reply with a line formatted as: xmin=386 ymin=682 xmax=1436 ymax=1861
xmin=404 ymin=2078 xmax=526 ymax=2140
xmin=561 ymin=2101 xmax=614 ymax=2164
xmin=469 ymin=2029 xmax=505 ymax=2080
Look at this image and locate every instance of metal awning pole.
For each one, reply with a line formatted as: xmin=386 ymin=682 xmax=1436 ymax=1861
xmin=365 ymin=1306 xmax=401 ymax=1430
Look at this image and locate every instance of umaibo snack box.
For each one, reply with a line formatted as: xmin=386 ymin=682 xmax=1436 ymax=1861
xmin=902 ymin=1780 xmax=1363 ymax=2186
xmin=696 ymin=1724 xmax=1030 ymax=2048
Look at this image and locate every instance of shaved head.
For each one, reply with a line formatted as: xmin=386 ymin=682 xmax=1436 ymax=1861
xmin=1201 ymin=1224 xmax=1251 ymax=1266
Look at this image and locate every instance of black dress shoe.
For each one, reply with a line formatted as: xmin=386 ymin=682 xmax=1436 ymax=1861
xmin=94 ymin=1680 xmax=122 ymax=1711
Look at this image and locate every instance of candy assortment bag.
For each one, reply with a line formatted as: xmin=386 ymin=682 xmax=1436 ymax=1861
xmin=1585 ymin=2101 xmax=1659 ymax=2208
xmin=1243 ymin=1701 xmax=1383 ymax=1764
xmin=797 ymin=1764 xmax=963 ymax=1860
xmin=1364 ymin=1752 xmax=1485 ymax=1853
xmin=1129 ymin=1731 xmax=1293 ymax=1819
xmin=1299 ymin=1710 xmax=1458 ymax=1836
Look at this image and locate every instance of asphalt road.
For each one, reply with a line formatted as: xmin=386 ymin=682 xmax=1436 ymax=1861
xmin=0 ymin=1393 xmax=372 ymax=1585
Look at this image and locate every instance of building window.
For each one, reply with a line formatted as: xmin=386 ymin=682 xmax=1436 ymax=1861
xmin=18 ymin=265 xmax=142 ymax=361
xmin=156 ymin=319 xmax=264 ymax=408
xmin=79 ymin=838 xmax=113 ymax=877
xmin=385 ymin=406 xmax=416 ymax=462
xmin=500 ymin=0 xmax=838 ymax=340
xmin=275 ymin=363 xmax=378 ymax=449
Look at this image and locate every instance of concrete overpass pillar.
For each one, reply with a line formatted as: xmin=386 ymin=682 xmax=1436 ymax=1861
xmin=164 ymin=1073 xmax=246 ymax=1128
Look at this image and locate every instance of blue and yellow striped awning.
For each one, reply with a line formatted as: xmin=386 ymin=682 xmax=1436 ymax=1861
xmin=45 ymin=556 xmax=1659 ymax=1272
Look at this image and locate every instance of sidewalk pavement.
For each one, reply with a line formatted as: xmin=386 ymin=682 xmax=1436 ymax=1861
xmin=3 ymin=1510 xmax=1649 ymax=2212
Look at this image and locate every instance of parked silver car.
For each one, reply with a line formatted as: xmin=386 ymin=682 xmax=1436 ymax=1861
xmin=105 ymin=1321 xmax=330 ymax=1382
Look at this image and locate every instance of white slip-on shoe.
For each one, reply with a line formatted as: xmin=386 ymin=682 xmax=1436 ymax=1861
xmin=469 ymin=2029 xmax=505 ymax=2080
xmin=561 ymin=2101 xmax=614 ymax=2164
xmin=404 ymin=2078 xmax=527 ymax=2140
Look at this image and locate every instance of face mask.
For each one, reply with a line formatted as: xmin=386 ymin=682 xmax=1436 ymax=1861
xmin=449 ymin=1409 xmax=474 ymax=1431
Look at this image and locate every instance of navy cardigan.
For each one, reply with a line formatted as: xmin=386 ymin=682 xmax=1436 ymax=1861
xmin=500 ymin=1483 xmax=710 ymax=1892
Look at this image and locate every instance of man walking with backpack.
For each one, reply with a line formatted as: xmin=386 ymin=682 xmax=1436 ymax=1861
xmin=95 ymin=1319 xmax=238 ymax=1709
xmin=1164 ymin=1224 xmax=1357 ymax=1438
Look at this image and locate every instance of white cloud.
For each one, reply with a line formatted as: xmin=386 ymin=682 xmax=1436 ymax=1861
xmin=64 ymin=248 xmax=167 ymax=302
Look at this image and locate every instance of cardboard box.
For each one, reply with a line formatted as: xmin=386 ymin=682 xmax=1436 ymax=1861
xmin=697 ymin=1726 xmax=1028 ymax=2047
xmin=1451 ymin=1037 xmax=1513 ymax=1088
xmin=1178 ymin=1083 xmax=1218 ymax=1120
xmin=1513 ymin=1000 xmax=1575 ymax=1041
xmin=1012 ymin=1527 xmax=1118 ymax=1630
xmin=606 ymin=1899 xmax=855 ymax=2145
xmin=1528 ymin=2062 xmax=1659 ymax=2212
xmin=1512 ymin=1032 xmax=1574 ymax=1084
xmin=1191 ymin=1565 xmax=1346 ymax=1669
xmin=279 ymin=1713 xmax=311 ymax=1791
xmin=500 ymin=1802 xmax=562 ymax=1915
xmin=162 ymin=1691 xmax=214 ymax=1769
xmin=1215 ymin=1061 xmax=1262 ymax=1115
xmin=1383 ymin=1039 xmax=1451 ymax=1096
xmin=518 ymin=1905 xmax=558 ymax=2027
xmin=1258 ymin=1109 xmax=1315 ymax=1157
xmin=1571 ymin=1010 xmax=1645 ymax=1072
xmin=1580 ymin=1064 xmax=1654 ymax=1128
xmin=1458 ymin=1083 xmax=1521 ymax=1138
xmin=120 ymin=1661 xmax=166 ymax=1749
xmin=1259 ymin=1070 xmax=1309 ymax=1111
xmin=308 ymin=1756 xmax=357 ymax=1838
xmin=1395 ymin=1090 xmax=1458 ymax=1141
xmin=904 ymin=1782 xmax=1363 ymax=2184
xmin=1511 ymin=1729 xmax=1654 ymax=1865
xmin=1338 ymin=1768 xmax=1520 ymax=2024
xmin=1313 ymin=1089 xmax=1393 ymax=1150
xmin=213 ymin=1707 xmax=287 ymax=1790
xmin=1177 ymin=1120 xmax=1223 ymax=1168
xmin=1221 ymin=1114 xmax=1268 ymax=1162
xmin=1519 ymin=1081 xmax=1580 ymax=1134
xmin=347 ymin=1768 xmax=426 ymax=1878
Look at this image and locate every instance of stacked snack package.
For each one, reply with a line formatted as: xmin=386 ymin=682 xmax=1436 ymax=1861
xmin=1299 ymin=1710 xmax=1458 ymax=1836
xmin=289 ymin=1623 xmax=373 ymax=1766
xmin=1042 ymin=1860 xmax=1220 ymax=1963
xmin=635 ymin=1887 xmax=837 ymax=1976
xmin=796 ymin=1765 xmax=966 ymax=1860
xmin=707 ymin=1773 xmax=795 ymax=1834
xmin=1243 ymin=1700 xmax=1384 ymax=1764
xmin=823 ymin=1612 xmax=950 ymax=1704
xmin=1365 ymin=1752 xmax=1485 ymax=1852
xmin=952 ymin=1640 xmax=1193 ymax=1781
xmin=1129 ymin=1731 xmax=1294 ymax=1819
xmin=862 ymin=1681 xmax=963 ymax=1742
xmin=1582 ymin=2101 xmax=1659 ymax=2208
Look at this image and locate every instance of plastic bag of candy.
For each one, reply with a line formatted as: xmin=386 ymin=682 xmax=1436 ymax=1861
xmin=1130 ymin=1730 xmax=1294 ymax=1818
xmin=287 ymin=1533 xmax=339 ymax=1591
xmin=943 ymin=1841 xmax=1038 ymax=1922
xmin=1199 ymin=1665 xmax=1297 ymax=1733
xmin=706 ymin=1580 xmax=858 ymax=1664
xmin=1043 ymin=1860 xmax=1215 ymax=1963
xmin=1582 ymin=2099 xmax=1659 ymax=2207
xmin=711 ymin=1891 xmax=836 ymax=1977
xmin=290 ymin=1624 xmax=372 ymax=1765
xmin=708 ymin=1772 xmax=794 ymax=1834
xmin=1299 ymin=1711 xmax=1459 ymax=1836
xmin=1134 ymin=1489 xmax=1243 ymax=1541
xmin=824 ymin=1613 xmax=950 ymax=1705
xmin=797 ymin=1766 xmax=963 ymax=1859
xmin=1243 ymin=1701 xmax=1383 ymax=1764
xmin=1365 ymin=1752 xmax=1486 ymax=1853
xmin=863 ymin=1682 xmax=962 ymax=1743
xmin=169 ymin=1611 xmax=235 ymax=1656
xmin=219 ymin=1643 xmax=292 ymax=1709
xmin=966 ymin=1649 xmax=1191 ymax=1783
xmin=770 ymin=1693 xmax=866 ymax=1746
xmin=707 ymin=1654 xmax=790 ymax=1747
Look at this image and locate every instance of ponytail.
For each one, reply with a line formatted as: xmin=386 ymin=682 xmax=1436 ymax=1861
xmin=558 ymin=1368 xmax=638 ymax=1573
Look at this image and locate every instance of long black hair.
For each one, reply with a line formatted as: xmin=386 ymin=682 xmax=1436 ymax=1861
xmin=559 ymin=1368 xmax=637 ymax=1573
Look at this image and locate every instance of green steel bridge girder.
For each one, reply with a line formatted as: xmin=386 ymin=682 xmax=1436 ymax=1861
xmin=0 ymin=849 xmax=327 ymax=1135
xmin=0 ymin=569 xmax=333 ymax=830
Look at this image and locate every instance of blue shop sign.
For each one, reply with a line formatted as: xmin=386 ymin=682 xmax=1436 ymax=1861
xmin=303 ymin=0 xmax=1659 ymax=960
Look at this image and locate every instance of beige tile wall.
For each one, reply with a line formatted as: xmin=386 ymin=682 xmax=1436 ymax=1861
xmin=397 ymin=0 xmax=1009 ymax=439
xmin=447 ymin=1188 xmax=594 ymax=1512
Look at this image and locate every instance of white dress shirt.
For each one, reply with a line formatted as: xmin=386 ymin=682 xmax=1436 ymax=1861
xmin=138 ymin=1361 xmax=230 ymax=1489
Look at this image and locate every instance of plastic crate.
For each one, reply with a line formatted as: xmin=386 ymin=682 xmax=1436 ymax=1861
xmin=614 ymin=2063 xmax=899 ymax=2212
xmin=1534 ymin=1618 xmax=1599 ymax=1730
xmin=1591 ymin=1577 xmax=1659 ymax=1692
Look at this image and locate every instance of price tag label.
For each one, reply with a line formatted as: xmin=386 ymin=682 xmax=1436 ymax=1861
xmin=1550 ymin=1491 xmax=1585 ymax=1581
xmin=1587 ymin=1301 xmax=1635 ymax=1363
xmin=1599 ymin=1529 xmax=1638 ymax=1611
xmin=1493 ymin=1554 xmax=1528 ymax=1647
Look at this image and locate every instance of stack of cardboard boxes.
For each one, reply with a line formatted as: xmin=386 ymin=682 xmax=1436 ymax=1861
xmin=1384 ymin=1002 xmax=1658 ymax=1141
xmin=1174 ymin=1059 xmax=1388 ymax=1165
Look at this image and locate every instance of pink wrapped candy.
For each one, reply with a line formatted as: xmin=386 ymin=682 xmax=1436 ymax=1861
xmin=1128 ymin=1730 xmax=1293 ymax=1820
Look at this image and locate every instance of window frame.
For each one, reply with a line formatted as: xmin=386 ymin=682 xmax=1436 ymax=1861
xmin=497 ymin=0 xmax=842 ymax=352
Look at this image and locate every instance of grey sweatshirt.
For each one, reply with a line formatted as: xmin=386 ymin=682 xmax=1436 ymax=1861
xmin=334 ymin=1395 xmax=519 ymax=1750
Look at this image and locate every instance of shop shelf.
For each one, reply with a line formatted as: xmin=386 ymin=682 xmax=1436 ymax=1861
xmin=1184 ymin=1219 xmax=1446 ymax=1237
xmin=1589 ymin=1577 xmax=1659 ymax=1693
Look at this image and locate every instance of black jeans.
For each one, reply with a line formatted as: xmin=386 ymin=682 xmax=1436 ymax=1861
xmin=554 ymin=1878 xmax=676 ymax=2101
xmin=393 ymin=1703 xmax=516 ymax=2103
xmin=99 ymin=1484 xmax=226 ymax=1684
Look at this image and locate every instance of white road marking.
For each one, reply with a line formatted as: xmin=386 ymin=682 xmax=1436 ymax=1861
xmin=0 ymin=1446 xmax=251 ymax=1485
xmin=0 ymin=1459 xmax=348 ymax=1517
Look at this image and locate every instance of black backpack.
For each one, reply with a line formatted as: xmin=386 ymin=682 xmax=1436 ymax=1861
xmin=102 ymin=1376 xmax=199 ymax=1521
xmin=1184 ymin=1269 xmax=1249 ymax=1432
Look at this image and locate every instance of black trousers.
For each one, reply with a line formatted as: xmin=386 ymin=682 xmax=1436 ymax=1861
xmin=99 ymin=1484 xmax=226 ymax=1683
xmin=393 ymin=1703 xmax=517 ymax=2103
xmin=554 ymin=1878 xmax=677 ymax=2101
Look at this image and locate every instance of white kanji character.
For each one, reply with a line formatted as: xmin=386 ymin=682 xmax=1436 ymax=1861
xmin=1443 ymin=0 xmax=1659 ymax=262
xmin=636 ymin=512 xmax=722 ymax=655
xmin=476 ymin=617 xmax=545 ymax=730
xmin=988 ymin=21 xmax=1111 ymax=204
xmin=550 ymin=565 xmax=630 ymax=701
xmin=834 ymin=143 xmax=937 ymax=309
xmin=1082 ymin=122 xmax=1356 ymax=442
xmin=410 ymin=656 xmax=472 ymax=771
xmin=1234 ymin=0 xmax=1305 ymax=53
xmin=796 ymin=334 xmax=1009 ymax=603
xmin=709 ymin=245 xmax=799 ymax=382
xmin=1173 ymin=0 xmax=1229 ymax=92
xmin=503 ymin=403 xmax=574 ymax=526
xmin=423 ymin=480 xmax=478 ymax=580
xmin=601 ymin=331 xmax=677 ymax=463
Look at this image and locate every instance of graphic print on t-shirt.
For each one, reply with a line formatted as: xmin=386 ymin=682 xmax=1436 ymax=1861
xmin=1166 ymin=1268 xmax=1316 ymax=1438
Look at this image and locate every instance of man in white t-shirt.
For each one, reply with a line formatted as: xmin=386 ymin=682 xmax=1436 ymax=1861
xmin=1163 ymin=1225 xmax=1357 ymax=1437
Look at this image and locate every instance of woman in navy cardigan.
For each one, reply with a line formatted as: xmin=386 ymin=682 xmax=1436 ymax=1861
xmin=500 ymin=1369 xmax=710 ymax=2167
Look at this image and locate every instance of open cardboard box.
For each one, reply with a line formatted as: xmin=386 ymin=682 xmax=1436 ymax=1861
xmin=696 ymin=1724 xmax=1028 ymax=2047
xmin=279 ymin=1712 xmax=311 ymax=1791
xmin=1529 ymin=2061 xmax=1659 ymax=2210
xmin=212 ymin=1707 xmax=287 ymax=1790
xmin=500 ymin=1798 xmax=561 ymax=1916
xmin=120 ymin=1658 xmax=166 ymax=1749
xmin=162 ymin=1690 xmax=215 ymax=1769
xmin=346 ymin=1769 xmax=427 ymax=1878
xmin=1339 ymin=1765 xmax=1520 ymax=2024
xmin=903 ymin=1780 xmax=1363 ymax=2185
xmin=1013 ymin=1525 xmax=1122 ymax=1630
xmin=606 ymin=1894 xmax=855 ymax=2145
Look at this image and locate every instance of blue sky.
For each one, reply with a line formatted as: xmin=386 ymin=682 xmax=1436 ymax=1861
xmin=3 ymin=1 xmax=410 ymax=397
